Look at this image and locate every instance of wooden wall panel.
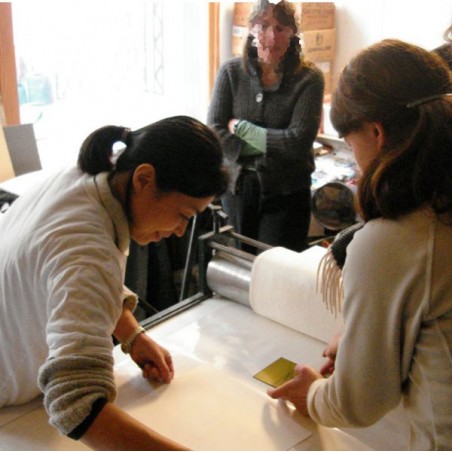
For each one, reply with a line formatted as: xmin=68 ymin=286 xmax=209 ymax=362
xmin=209 ymin=3 xmax=220 ymax=98
xmin=0 ymin=3 xmax=20 ymax=126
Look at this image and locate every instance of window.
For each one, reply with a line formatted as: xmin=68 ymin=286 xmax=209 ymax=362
xmin=12 ymin=0 xmax=209 ymax=170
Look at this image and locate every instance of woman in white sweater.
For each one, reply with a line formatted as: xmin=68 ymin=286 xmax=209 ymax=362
xmin=268 ymin=40 xmax=452 ymax=450
xmin=0 ymin=116 xmax=228 ymax=450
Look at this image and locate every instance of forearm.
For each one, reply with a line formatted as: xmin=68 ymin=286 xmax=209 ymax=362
xmin=113 ymin=303 xmax=140 ymax=343
xmin=266 ymin=72 xmax=324 ymax=158
xmin=308 ymin=232 xmax=404 ymax=428
xmin=39 ymin=354 xmax=117 ymax=435
xmin=80 ymin=402 xmax=188 ymax=451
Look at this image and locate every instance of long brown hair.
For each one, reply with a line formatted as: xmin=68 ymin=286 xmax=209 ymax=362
xmin=331 ymin=39 xmax=452 ymax=222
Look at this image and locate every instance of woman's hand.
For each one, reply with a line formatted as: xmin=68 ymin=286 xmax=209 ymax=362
xmin=320 ymin=332 xmax=342 ymax=377
xmin=129 ymin=333 xmax=174 ymax=384
xmin=319 ymin=357 xmax=335 ymax=377
xmin=113 ymin=304 xmax=174 ymax=384
xmin=228 ymin=118 xmax=239 ymax=134
xmin=267 ymin=364 xmax=323 ymax=415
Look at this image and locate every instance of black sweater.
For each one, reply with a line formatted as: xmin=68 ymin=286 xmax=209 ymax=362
xmin=208 ymin=57 xmax=324 ymax=198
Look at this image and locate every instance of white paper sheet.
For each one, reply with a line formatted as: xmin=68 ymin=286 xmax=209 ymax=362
xmin=250 ymin=246 xmax=343 ymax=343
xmin=114 ymin=359 xmax=312 ymax=451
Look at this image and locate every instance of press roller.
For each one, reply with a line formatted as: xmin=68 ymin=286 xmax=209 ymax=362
xmin=198 ymin=224 xmax=270 ymax=307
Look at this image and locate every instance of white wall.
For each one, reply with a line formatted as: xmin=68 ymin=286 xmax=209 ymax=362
xmin=333 ymin=0 xmax=452 ymax=89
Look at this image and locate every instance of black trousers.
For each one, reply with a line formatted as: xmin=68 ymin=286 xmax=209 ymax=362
xmin=221 ymin=170 xmax=311 ymax=253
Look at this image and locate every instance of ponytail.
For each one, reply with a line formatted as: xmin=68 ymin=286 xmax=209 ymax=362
xmin=78 ymin=125 xmax=129 ymax=175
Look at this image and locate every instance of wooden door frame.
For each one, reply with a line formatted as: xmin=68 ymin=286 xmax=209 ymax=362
xmin=209 ymin=2 xmax=220 ymax=98
xmin=0 ymin=2 xmax=20 ymax=125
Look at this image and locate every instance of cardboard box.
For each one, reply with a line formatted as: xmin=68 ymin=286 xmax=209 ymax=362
xmin=232 ymin=2 xmax=335 ymax=31
xmin=294 ymin=2 xmax=335 ymax=31
xmin=301 ymin=28 xmax=336 ymax=62
xmin=322 ymin=101 xmax=339 ymax=137
xmin=314 ymin=60 xmax=333 ymax=95
xmin=233 ymin=2 xmax=253 ymax=27
xmin=232 ymin=25 xmax=249 ymax=56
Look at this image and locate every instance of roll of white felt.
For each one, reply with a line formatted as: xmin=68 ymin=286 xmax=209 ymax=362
xmin=249 ymin=245 xmax=343 ymax=343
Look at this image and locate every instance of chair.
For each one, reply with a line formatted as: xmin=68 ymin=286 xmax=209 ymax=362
xmin=1 ymin=123 xmax=42 ymax=181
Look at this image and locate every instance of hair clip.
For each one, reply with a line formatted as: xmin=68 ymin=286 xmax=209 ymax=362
xmin=406 ymin=93 xmax=452 ymax=108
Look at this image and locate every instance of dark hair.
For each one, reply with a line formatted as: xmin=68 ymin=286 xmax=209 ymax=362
xmin=432 ymin=43 xmax=452 ymax=70
xmin=243 ymin=0 xmax=303 ymax=80
xmin=432 ymin=25 xmax=452 ymax=70
xmin=331 ymin=39 xmax=452 ymax=222
xmin=78 ymin=115 xmax=229 ymax=199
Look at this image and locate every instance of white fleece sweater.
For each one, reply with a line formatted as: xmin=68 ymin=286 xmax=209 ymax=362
xmin=307 ymin=208 xmax=452 ymax=450
xmin=0 ymin=167 xmax=137 ymax=434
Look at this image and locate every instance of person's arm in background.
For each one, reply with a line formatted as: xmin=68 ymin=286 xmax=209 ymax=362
xmin=208 ymin=61 xmax=251 ymax=164
xmin=264 ymin=67 xmax=324 ymax=161
xmin=222 ymin=64 xmax=324 ymax=164
xmin=228 ymin=118 xmax=266 ymax=157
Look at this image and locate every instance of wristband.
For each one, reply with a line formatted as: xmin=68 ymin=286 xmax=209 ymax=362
xmin=233 ymin=119 xmax=241 ymax=133
xmin=121 ymin=326 xmax=145 ymax=354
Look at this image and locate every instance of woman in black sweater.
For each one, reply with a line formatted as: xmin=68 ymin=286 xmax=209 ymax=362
xmin=208 ymin=0 xmax=324 ymax=252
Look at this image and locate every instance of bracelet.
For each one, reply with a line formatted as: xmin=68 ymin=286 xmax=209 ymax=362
xmin=121 ymin=326 xmax=145 ymax=354
xmin=233 ymin=119 xmax=241 ymax=133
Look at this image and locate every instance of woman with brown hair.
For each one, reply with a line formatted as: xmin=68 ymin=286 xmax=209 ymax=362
xmin=268 ymin=40 xmax=452 ymax=450
xmin=208 ymin=0 xmax=324 ymax=252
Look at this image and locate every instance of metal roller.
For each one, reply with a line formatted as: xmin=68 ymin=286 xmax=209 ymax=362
xmin=206 ymin=250 xmax=253 ymax=306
